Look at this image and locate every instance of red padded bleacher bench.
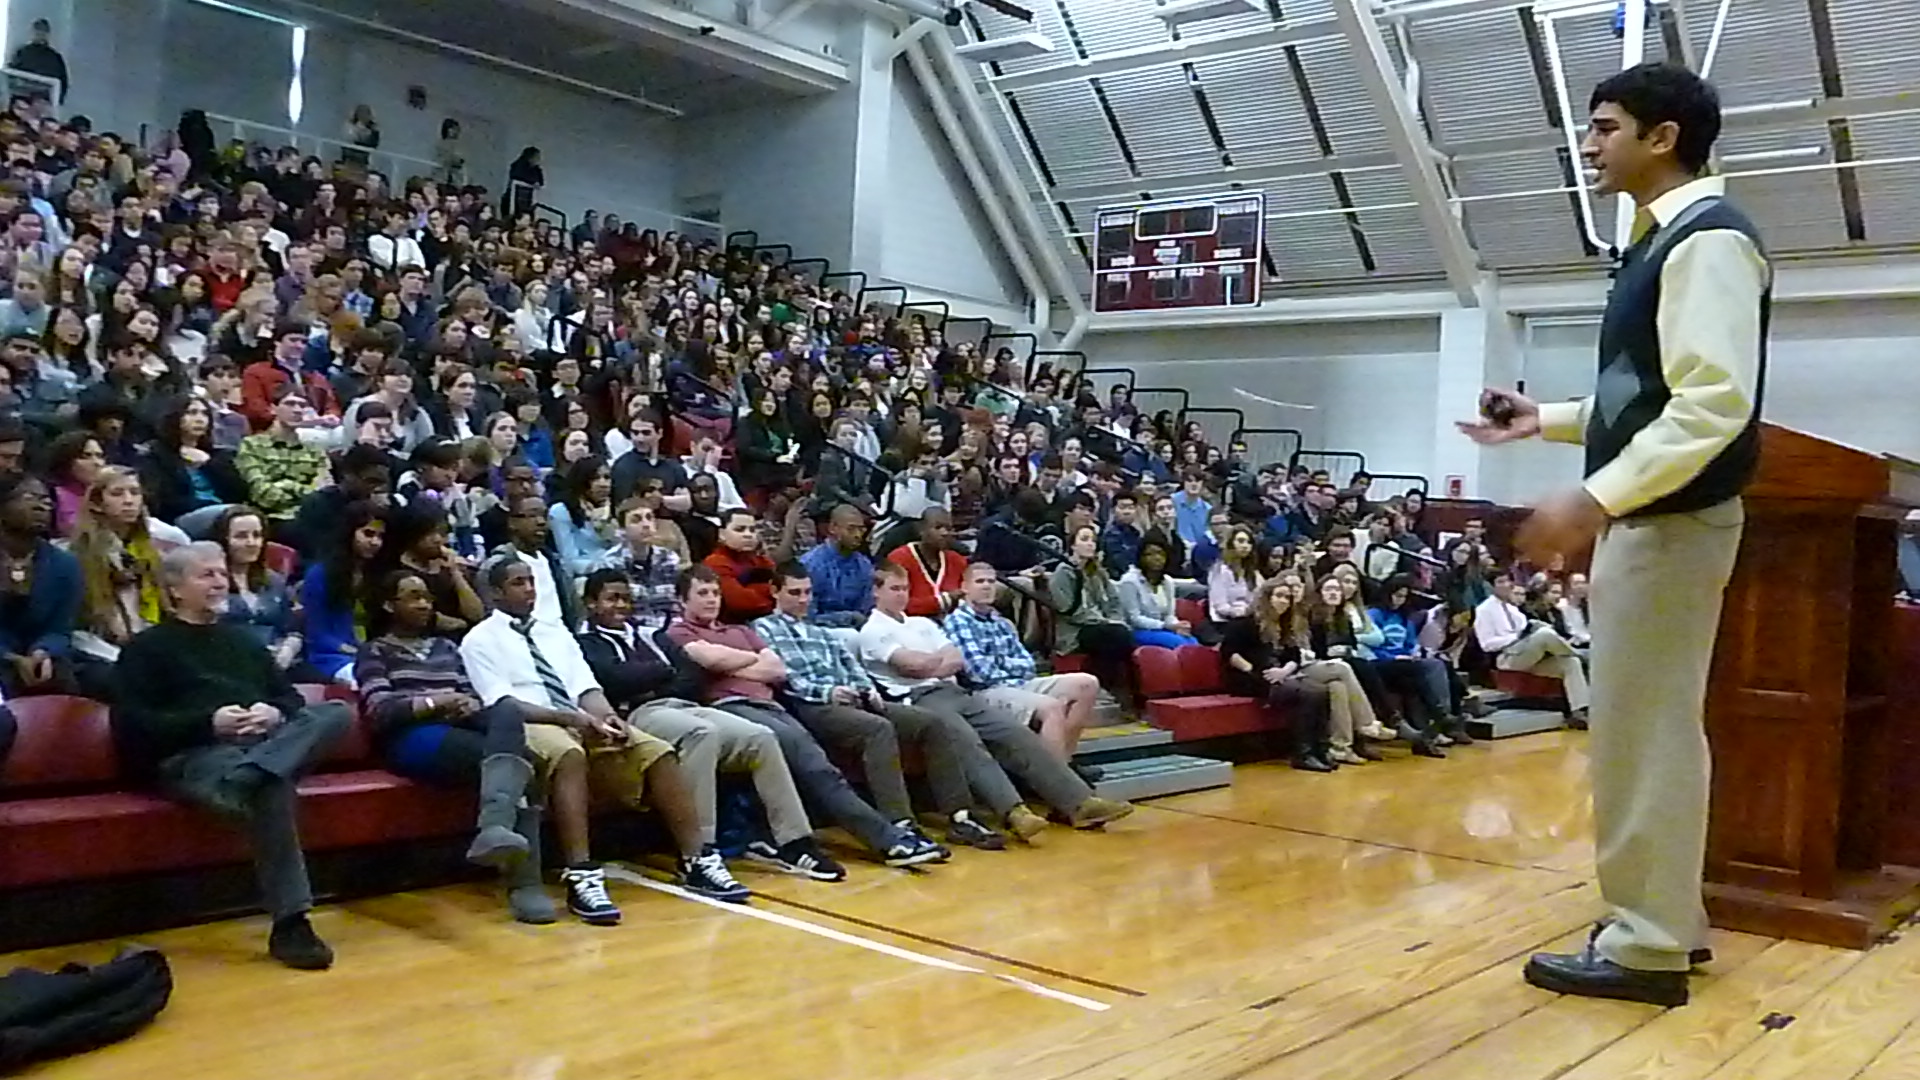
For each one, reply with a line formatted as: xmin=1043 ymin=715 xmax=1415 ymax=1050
xmin=1492 ymin=669 xmax=1568 ymax=707
xmin=1131 ymin=644 xmax=1290 ymax=741
xmin=0 ymin=692 xmax=474 ymax=893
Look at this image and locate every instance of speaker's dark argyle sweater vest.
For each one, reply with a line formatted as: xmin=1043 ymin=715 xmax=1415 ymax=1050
xmin=1585 ymin=194 xmax=1771 ymax=518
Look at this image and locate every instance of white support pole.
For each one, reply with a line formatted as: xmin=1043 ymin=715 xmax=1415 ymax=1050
xmin=875 ymin=17 xmax=944 ymax=67
xmin=904 ymin=39 xmax=1054 ymax=331
xmin=926 ymin=32 xmax=1089 ymax=323
xmin=1614 ymin=0 xmax=1648 ymax=248
xmin=1333 ymin=0 xmax=1482 ymax=306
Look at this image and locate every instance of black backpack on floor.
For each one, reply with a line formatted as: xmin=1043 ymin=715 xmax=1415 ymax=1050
xmin=0 ymin=947 xmax=173 ymax=1073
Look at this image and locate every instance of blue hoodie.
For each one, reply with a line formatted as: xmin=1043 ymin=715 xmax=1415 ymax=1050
xmin=1369 ymin=606 xmax=1421 ymax=660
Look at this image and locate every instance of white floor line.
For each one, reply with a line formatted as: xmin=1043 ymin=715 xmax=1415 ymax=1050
xmin=602 ymin=865 xmax=1112 ymax=1012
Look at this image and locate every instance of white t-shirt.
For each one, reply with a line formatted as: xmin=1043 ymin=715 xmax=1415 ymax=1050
xmin=858 ymin=609 xmax=953 ymax=697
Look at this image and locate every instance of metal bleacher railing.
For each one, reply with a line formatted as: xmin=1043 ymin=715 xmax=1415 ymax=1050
xmin=708 ymin=227 xmax=1428 ymax=503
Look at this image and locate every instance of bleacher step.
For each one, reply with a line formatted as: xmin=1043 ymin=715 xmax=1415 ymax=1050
xmin=1091 ymin=753 xmax=1233 ymax=802
xmin=1466 ymin=708 xmax=1569 ymax=740
xmin=1076 ymin=722 xmax=1175 ymax=755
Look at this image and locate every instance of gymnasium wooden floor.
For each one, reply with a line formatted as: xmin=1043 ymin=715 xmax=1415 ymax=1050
xmin=15 ymin=731 xmax=1920 ymax=1080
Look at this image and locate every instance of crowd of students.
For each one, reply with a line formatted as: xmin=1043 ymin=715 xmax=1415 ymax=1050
xmin=0 ymin=83 xmax=1604 ymax=970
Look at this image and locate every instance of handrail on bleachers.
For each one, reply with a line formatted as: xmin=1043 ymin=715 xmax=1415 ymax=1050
xmin=820 ymin=270 xmax=868 ymax=301
xmin=1130 ymin=386 xmax=1191 ymax=422
xmin=1179 ymin=406 xmax=1246 ymax=446
xmin=785 ymin=257 xmax=830 ymax=287
xmin=943 ymin=317 xmax=995 ymax=351
xmin=1366 ymin=472 xmax=1431 ymax=499
xmin=724 ymin=230 xmax=758 ymax=252
xmin=1233 ymin=427 xmax=1305 ymax=471
xmin=901 ymin=299 xmax=952 ymax=332
xmin=982 ymin=332 xmax=1038 ymax=376
xmin=857 ymin=284 xmax=911 ymax=318
xmin=753 ymin=243 xmax=794 ymax=268
xmin=1028 ymin=350 xmax=1087 ymax=388
xmin=1290 ymin=449 xmax=1368 ymax=485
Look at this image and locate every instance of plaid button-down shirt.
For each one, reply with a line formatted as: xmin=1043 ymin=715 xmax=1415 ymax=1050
xmin=750 ymin=610 xmax=876 ymax=704
xmin=944 ymin=602 xmax=1036 ymax=689
xmin=235 ymin=431 xmax=329 ymax=519
xmin=594 ymin=543 xmax=681 ymax=630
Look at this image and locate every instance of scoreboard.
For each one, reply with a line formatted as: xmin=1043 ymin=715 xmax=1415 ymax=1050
xmin=1091 ymin=192 xmax=1266 ymax=314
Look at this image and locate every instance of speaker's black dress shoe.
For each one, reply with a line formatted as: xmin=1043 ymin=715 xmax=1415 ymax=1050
xmin=1523 ymin=946 xmax=1688 ymax=1007
xmin=1588 ymin=918 xmax=1713 ymax=967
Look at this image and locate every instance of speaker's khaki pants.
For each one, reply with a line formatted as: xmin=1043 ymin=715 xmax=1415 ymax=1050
xmin=1588 ymin=497 xmax=1744 ymax=973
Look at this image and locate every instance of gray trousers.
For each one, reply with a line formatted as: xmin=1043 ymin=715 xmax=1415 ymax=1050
xmin=157 ymin=702 xmax=352 ymax=921
xmin=790 ymin=697 xmax=993 ymax=822
xmin=909 ymin=684 xmax=1092 ymax=817
xmin=628 ymin=699 xmax=813 ymax=846
xmin=718 ymin=700 xmax=903 ymax=854
xmin=1498 ymin=626 xmax=1591 ymax=710
xmin=1588 ymin=497 xmax=1743 ymax=973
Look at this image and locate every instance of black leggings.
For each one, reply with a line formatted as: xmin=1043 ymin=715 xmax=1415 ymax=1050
xmin=1341 ymin=657 xmax=1401 ymax=724
xmin=381 ymin=700 xmax=530 ymax=787
xmin=0 ymin=704 xmax=16 ymax=769
xmin=1268 ymin=679 xmax=1331 ymax=757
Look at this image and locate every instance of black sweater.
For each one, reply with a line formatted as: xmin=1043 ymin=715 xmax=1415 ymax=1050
xmin=1218 ymin=617 xmax=1305 ymax=699
xmin=112 ymin=618 xmax=305 ymax=774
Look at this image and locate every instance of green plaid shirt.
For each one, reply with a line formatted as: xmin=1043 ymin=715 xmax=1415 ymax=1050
xmin=236 ymin=431 xmax=328 ymax=519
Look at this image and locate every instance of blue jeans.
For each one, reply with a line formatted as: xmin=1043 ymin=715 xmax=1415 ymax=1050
xmin=1133 ymin=629 xmax=1198 ymax=650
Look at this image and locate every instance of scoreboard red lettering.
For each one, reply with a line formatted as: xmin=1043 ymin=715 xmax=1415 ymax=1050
xmin=1092 ymin=192 xmax=1266 ymax=314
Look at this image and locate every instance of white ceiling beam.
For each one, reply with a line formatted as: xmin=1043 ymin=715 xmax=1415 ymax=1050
xmin=757 ymin=0 xmax=827 ymax=32
xmin=1333 ymin=0 xmax=1481 ymax=305
xmin=986 ymin=18 xmax=1339 ymax=93
xmin=270 ymin=0 xmax=686 ymax=115
xmin=1047 ymin=90 xmax=1920 ymax=202
xmin=540 ymin=0 xmax=849 ymax=93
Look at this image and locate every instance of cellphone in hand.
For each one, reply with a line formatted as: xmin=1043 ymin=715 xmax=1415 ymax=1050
xmin=1481 ymin=391 xmax=1519 ymax=428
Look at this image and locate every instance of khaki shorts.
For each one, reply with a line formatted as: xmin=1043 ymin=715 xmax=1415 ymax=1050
xmin=525 ymin=722 xmax=674 ymax=810
xmin=977 ymin=674 xmax=1086 ymax=729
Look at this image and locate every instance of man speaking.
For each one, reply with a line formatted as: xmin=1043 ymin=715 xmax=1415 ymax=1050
xmin=1460 ymin=62 xmax=1768 ymax=1007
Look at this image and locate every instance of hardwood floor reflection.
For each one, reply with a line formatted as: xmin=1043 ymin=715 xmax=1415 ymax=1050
xmin=12 ymin=733 xmax=1920 ymax=1080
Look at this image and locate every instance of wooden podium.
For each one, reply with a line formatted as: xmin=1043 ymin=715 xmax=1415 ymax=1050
xmin=1703 ymin=423 xmax=1920 ymax=948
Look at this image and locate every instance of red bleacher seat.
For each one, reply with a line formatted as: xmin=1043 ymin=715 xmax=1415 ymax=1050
xmin=1175 ymin=644 xmax=1225 ymax=692
xmin=1134 ymin=646 xmax=1183 ymax=699
xmin=264 ymin=541 xmax=298 ymax=579
xmin=1051 ymin=654 xmax=1089 ymax=674
xmin=1175 ymin=598 xmax=1207 ymax=629
xmin=0 ymin=694 xmax=473 ymax=893
xmin=1492 ymin=668 xmax=1568 ymax=706
xmin=1147 ymin=694 xmax=1274 ymax=741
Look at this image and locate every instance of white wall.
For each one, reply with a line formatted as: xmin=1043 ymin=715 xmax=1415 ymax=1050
xmin=19 ymin=0 xmax=682 ymax=229
xmin=1085 ymin=298 xmax=1920 ymax=504
xmin=1505 ymin=297 xmax=1920 ymax=504
xmin=674 ymin=87 xmax=860 ymax=267
xmin=878 ymin=69 xmax=1026 ymax=316
xmin=1082 ymin=321 xmax=1443 ymax=482
xmin=299 ymin=31 xmax=680 ymax=227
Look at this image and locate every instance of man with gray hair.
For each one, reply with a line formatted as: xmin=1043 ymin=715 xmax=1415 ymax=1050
xmin=113 ymin=541 xmax=351 ymax=970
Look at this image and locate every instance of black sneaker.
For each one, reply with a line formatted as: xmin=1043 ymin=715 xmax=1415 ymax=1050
xmin=883 ymin=833 xmax=948 ymax=868
xmin=894 ymin=819 xmax=952 ymax=862
xmin=680 ymin=847 xmax=751 ymax=904
xmin=946 ymin=811 xmax=1006 ymax=851
xmin=268 ymin=914 xmax=334 ymax=970
xmin=745 ymin=838 xmax=848 ymax=881
xmin=560 ymin=864 xmax=622 ymax=925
